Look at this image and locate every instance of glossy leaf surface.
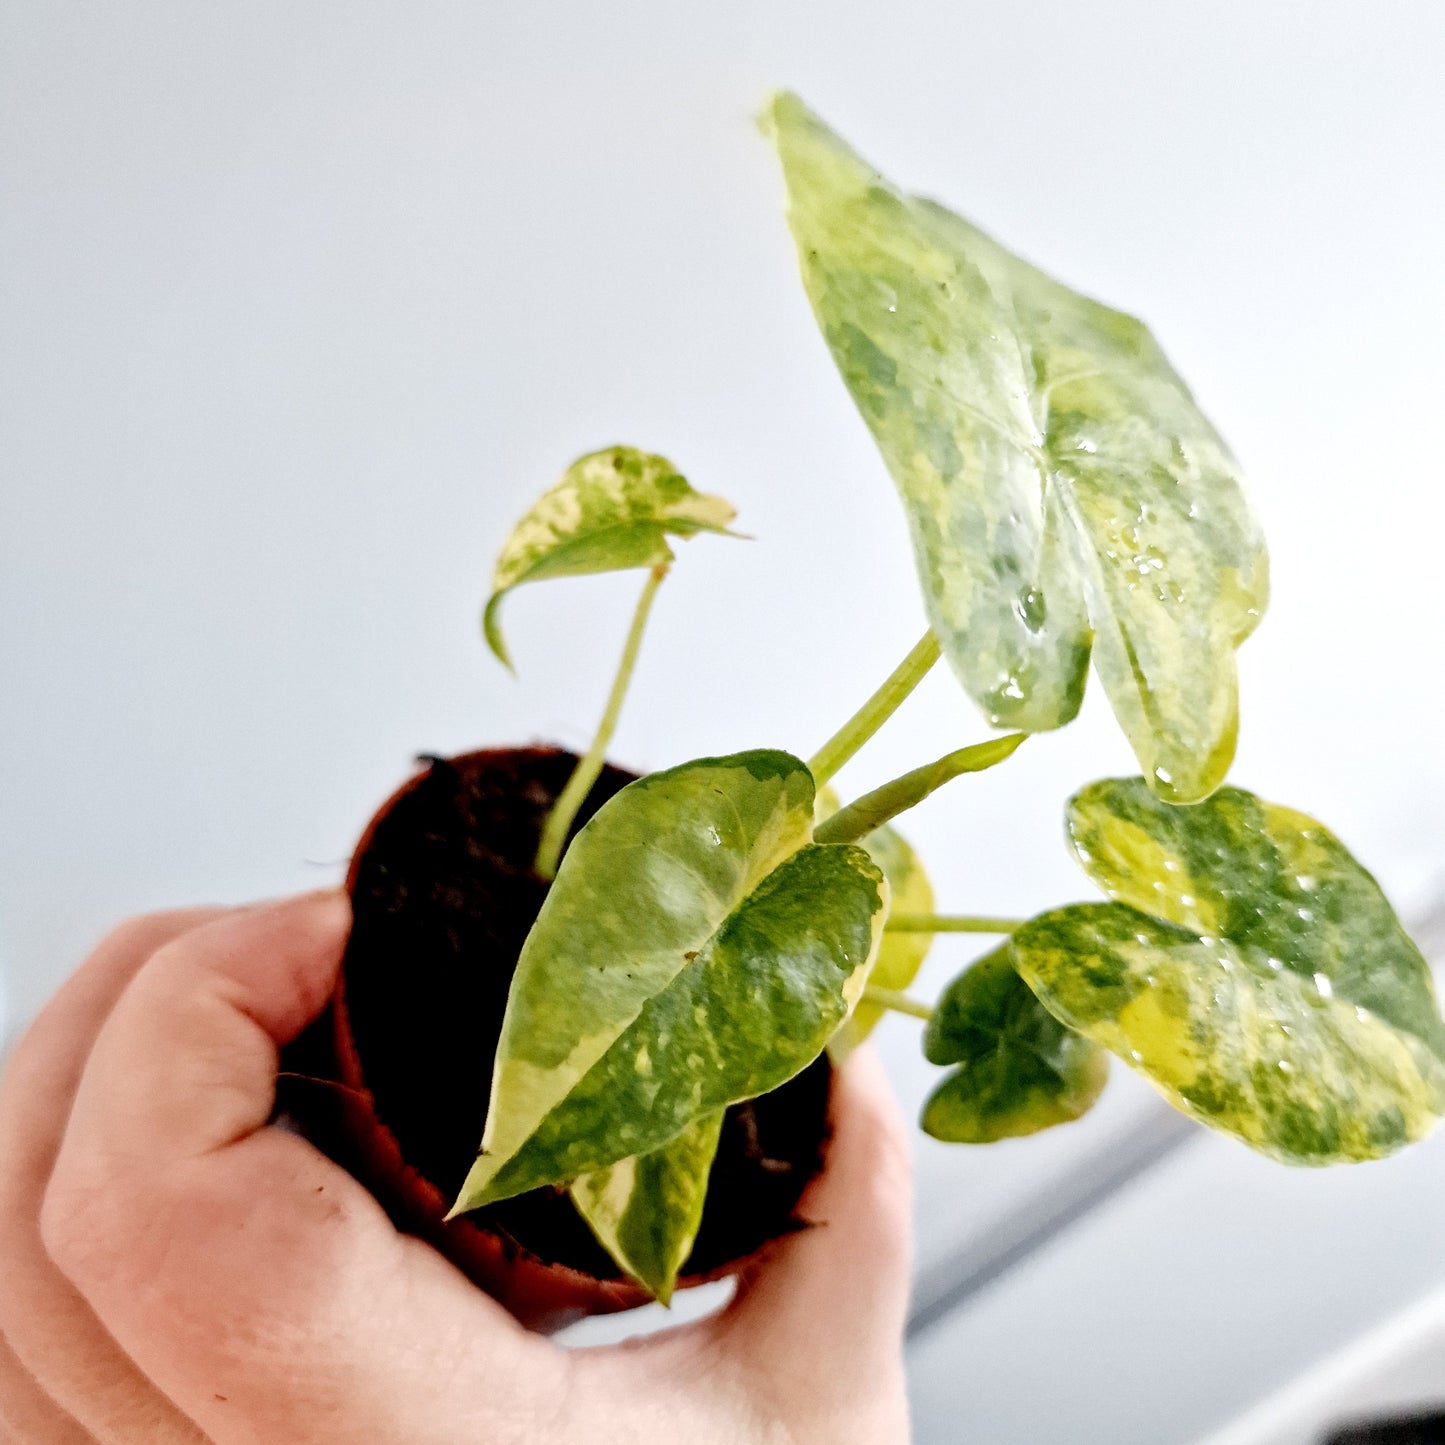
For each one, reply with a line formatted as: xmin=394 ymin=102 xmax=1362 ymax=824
xmin=922 ymin=945 xmax=1108 ymax=1142
xmin=570 ymin=1109 xmax=723 ymax=1304
xmin=764 ymin=93 xmax=1268 ymax=802
xmin=453 ymin=751 xmax=886 ymax=1212
xmin=1011 ymin=779 xmax=1445 ymax=1163
xmin=484 ymin=445 xmax=736 ymax=667
xmin=817 ymin=789 xmax=934 ymax=1055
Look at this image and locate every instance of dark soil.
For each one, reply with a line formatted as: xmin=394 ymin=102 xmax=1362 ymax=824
xmin=321 ymin=746 xmax=831 ymax=1282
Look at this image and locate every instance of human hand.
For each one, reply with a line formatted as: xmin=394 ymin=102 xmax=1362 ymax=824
xmin=0 ymin=895 xmax=913 ymax=1443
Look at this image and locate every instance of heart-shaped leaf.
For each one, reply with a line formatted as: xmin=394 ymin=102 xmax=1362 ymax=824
xmin=763 ymin=93 xmax=1268 ymax=802
xmin=816 ymin=788 xmax=934 ymax=1056
xmin=1010 ymin=779 xmax=1445 ymax=1163
xmin=484 ymin=445 xmax=737 ymax=668
xmin=921 ymin=945 xmax=1108 ymax=1143
xmin=569 ymin=1109 xmax=723 ymax=1304
xmin=451 ymin=750 xmax=886 ymax=1213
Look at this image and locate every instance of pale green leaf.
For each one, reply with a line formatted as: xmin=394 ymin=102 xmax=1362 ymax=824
xmin=451 ymin=750 xmax=887 ymax=1212
xmin=921 ymin=945 xmax=1108 ymax=1143
xmin=570 ymin=1109 xmax=723 ymax=1304
xmin=812 ymin=732 xmax=1025 ymax=847
xmin=1011 ymin=780 xmax=1445 ymax=1163
xmin=484 ymin=445 xmax=737 ymax=667
xmin=816 ymin=788 xmax=934 ymax=1056
xmin=763 ymin=93 xmax=1268 ymax=802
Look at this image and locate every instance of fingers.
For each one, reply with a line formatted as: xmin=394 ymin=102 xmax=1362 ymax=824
xmin=41 ymin=894 xmax=567 ymax=1445
xmin=0 ymin=908 xmax=229 ymax=1443
xmin=0 ymin=1332 xmax=96 ymax=1443
xmin=60 ymin=893 xmax=348 ymax=1169
xmin=716 ymin=1047 xmax=913 ymax=1426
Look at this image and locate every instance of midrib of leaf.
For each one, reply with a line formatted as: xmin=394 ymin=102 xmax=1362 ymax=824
xmin=498 ymin=519 xmax=671 ymax=588
xmin=1050 ymin=479 xmax=1171 ymax=736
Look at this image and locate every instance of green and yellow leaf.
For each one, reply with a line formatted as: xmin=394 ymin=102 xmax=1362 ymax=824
xmin=763 ymin=93 xmax=1268 ymax=802
xmin=451 ymin=750 xmax=887 ymax=1213
xmin=569 ymin=1109 xmax=723 ymax=1304
xmin=921 ymin=945 xmax=1108 ymax=1143
xmin=1010 ymin=779 xmax=1445 ymax=1163
xmin=484 ymin=445 xmax=737 ymax=668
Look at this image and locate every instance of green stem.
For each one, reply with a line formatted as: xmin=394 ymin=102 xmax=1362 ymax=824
xmin=861 ymin=983 xmax=934 ymax=1022
xmin=807 ymin=629 xmax=940 ymax=787
xmin=534 ymin=563 xmax=669 ymax=881
xmin=885 ymin=913 xmax=1024 ymax=935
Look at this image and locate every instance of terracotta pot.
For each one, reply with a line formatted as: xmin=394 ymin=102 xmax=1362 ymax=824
xmin=277 ymin=746 xmax=832 ymax=1334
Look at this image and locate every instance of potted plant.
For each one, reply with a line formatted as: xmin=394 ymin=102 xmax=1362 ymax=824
xmin=280 ymin=92 xmax=1445 ymax=1333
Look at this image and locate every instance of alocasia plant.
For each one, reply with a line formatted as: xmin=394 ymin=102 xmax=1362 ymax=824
xmin=446 ymin=94 xmax=1442 ymax=1303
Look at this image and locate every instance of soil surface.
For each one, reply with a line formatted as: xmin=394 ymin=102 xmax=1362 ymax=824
xmin=325 ymin=746 xmax=831 ymax=1281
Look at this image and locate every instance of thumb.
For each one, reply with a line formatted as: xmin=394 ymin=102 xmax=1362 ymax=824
xmin=717 ymin=1045 xmax=913 ymax=1401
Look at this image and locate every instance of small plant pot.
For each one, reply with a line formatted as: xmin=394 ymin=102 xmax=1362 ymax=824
xmin=277 ymin=746 xmax=832 ymax=1334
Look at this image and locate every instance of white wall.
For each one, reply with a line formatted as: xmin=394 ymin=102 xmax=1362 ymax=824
xmin=4 ymin=5 xmax=1443 ymax=1440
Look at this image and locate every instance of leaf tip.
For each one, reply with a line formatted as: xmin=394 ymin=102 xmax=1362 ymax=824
xmin=755 ymin=88 xmax=797 ymax=141
xmin=482 ymin=593 xmax=516 ymax=674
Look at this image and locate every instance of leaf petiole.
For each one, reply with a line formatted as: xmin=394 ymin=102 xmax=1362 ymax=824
xmin=886 ymin=913 xmax=1024 ymax=935
xmin=860 ymin=983 xmax=934 ymax=1022
xmin=808 ymin=630 xmax=940 ymax=787
xmin=534 ymin=563 xmax=669 ymax=880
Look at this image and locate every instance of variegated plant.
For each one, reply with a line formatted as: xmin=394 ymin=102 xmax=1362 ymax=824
xmin=445 ymin=98 xmax=1441 ymax=1304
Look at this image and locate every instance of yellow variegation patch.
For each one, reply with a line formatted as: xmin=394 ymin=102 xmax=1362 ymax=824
xmin=570 ymin=1110 xmax=723 ymax=1303
xmin=483 ymin=445 xmax=737 ymax=667
xmin=815 ymin=787 xmax=935 ymax=1056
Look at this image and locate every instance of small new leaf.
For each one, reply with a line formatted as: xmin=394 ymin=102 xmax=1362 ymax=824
xmin=813 ymin=732 xmax=1025 ymax=847
xmin=452 ymin=750 xmax=887 ymax=1213
xmin=763 ymin=93 xmax=1268 ymax=802
xmin=570 ymin=1109 xmax=724 ymax=1304
xmin=1011 ymin=779 xmax=1445 ymax=1163
xmin=484 ymin=445 xmax=737 ymax=668
xmin=921 ymin=945 xmax=1108 ymax=1142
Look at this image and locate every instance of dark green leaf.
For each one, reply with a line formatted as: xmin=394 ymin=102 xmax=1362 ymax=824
xmin=921 ymin=945 xmax=1107 ymax=1142
xmin=763 ymin=93 xmax=1268 ymax=802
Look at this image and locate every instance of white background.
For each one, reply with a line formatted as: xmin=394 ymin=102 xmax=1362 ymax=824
xmin=3 ymin=5 xmax=1443 ymax=1441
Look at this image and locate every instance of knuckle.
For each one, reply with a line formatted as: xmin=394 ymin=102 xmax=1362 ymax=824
xmin=93 ymin=909 xmax=211 ymax=963
xmin=36 ymin=1166 xmax=109 ymax=1287
xmin=39 ymin=1152 xmax=156 ymax=1294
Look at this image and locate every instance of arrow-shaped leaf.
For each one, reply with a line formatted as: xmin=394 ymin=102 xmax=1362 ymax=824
xmin=569 ymin=1109 xmax=723 ymax=1304
xmin=484 ymin=445 xmax=737 ymax=668
xmin=921 ymin=944 xmax=1108 ymax=1143
xmin=1011 ymin=779 xmax=1445 ymax=1163
xmin=764 ymin=94 xmax=1268 ymax=802
xmin=451 ymin=750 xmax=887 ymax=1213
